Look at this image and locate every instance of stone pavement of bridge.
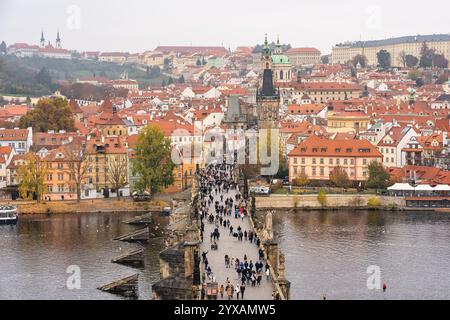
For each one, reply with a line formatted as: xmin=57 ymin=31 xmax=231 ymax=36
xmin=199 ymin=188 xmax=273 ymax=300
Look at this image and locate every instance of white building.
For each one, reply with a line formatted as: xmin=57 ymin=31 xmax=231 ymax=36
xmin=0 ymin=127 xmax=33 ymax=154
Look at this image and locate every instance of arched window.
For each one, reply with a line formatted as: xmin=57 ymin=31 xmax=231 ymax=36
xmin=280 ymin=70 xmax=284 ymax=80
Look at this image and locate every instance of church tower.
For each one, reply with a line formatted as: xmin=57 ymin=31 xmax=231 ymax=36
xmin=261 ymin=34 xmax=272 ymax=70
xmin=40 ymin=30 xmax=45 ymax=47
xmin=257 ymin=35 xmax=280 ymax=130
xmin=56 ymin=31 xmax=61 ymax=48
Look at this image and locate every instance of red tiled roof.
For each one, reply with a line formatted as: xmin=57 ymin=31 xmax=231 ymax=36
xmin=289 ymin=135 xmax=382 ymax=158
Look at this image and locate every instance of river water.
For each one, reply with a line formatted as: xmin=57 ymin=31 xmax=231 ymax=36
xmin=1 ymin=210 xmax=449 ymax=300
xmin=0 ymin=212 xmax=168 ymax=300
xmin=273 ymin=210 xmax=450 ymax=300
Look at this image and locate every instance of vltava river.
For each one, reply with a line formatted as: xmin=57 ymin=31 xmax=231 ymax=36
xmin=0 ymin=212 xmax=168 ymax=300
xmin=273 ymin=210 xmax=450 ymax=300
xmin=1 ymin=210 xmax=449 ymax=299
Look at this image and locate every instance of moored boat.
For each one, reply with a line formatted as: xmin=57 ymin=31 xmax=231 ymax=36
xmin=0 ymin=205 xmax=18 ymax=225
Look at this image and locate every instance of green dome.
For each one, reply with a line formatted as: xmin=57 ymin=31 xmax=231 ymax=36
xmin=271 ymin=54 xmax=290 ymax=64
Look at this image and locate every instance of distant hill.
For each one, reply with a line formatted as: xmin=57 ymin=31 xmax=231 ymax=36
xmin=0 ymin=55 xmax=168 ymax=96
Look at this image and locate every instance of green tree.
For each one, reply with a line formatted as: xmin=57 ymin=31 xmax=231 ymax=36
xmin=330 ymin=166 xmax=350 ymax=188
xmin=131 ymin=125 xmax=175 ymax=197
xmin=321 ymin=55 xmax=329 ymax=64
xmin=351 ymin=54 xmax=368 ymax=68
xmin=317 ymin=188 xmax=327 ymax=207
xmin=405 ymin=54 xmax=419 ymax=68
xmin=377 ymin=50 xmax=391 ymax=69
xmin=19 ymin=97 xmax=75 ymax=132
xmin=196 ymin=58 xmax=202 ymax=66
xmin=35 ymin=67 xmax=52 ymax=89
xmin=433 ymin=54 xmax=449 ymax=69
xmin=419 ymin=42 xmax=434 ymax=68
xmin=17 ymin=153 xmax=47 ymax=203
xmin=366 ymin=161 xmax=389 ymax=191
xmin=0 ymin=41 xmax=6 ymax=54
xmin=167 ymin=77 xmax=174 ymax=85
xmin=178 ymin=75 xmax=185 ymax=83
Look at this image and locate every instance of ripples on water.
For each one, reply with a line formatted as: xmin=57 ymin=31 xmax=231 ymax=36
xmin=272 ymin=210 xmax=450 ymax=300
xmin=0 ymin=212 xmax=168 ymax=300
xmin=1 ymin=210 xmax=449 ymax=300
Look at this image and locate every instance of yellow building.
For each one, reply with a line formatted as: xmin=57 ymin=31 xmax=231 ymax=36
xmin=90 ymin=99 xmax=128 ymax=137
xmin=98 ymin=52 xmax=129 ymax=64
xmin=85 ymin=136 xmax=128 ymax=193
xmin=164 ymin=153 xmax=199 ymax=193
xmin=288 ymin=136 xmax=382 ymax=182
xmin=141 ymin=51 xmax=164 ymax=67
xmin=286 ymin=47 xmax=321 ymax=66
xmin=279 ymin=82 xmax=362 ymax=104
xmin=42 ymin=146 xmax=77 ymax=201
xmin=327 ymin=110 xmax=371 ymax=133
xmin=332 ymin=34 xmax=450 ymax=67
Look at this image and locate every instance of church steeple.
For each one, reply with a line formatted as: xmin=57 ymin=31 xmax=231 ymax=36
xmin=56 ymin=30 xmax=61 ymax=48
xmin=274 ymin=35 xmax=282 ymax=54
xmin=40 ymin=29 xmax=45 ymax=47
xmin=261 ymin=34 xmax=272 ymax=70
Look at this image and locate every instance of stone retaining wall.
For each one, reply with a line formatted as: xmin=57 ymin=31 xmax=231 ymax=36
xmin=256 ymin=194 xmax=405 ymax=209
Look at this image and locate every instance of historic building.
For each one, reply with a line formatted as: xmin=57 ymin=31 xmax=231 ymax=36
xmin=332 ymin=34 xmax=450 ymax=67
xmin=286 ymin=47 xmax=321 ymax=66
xmin=256 ymin=36 xmax=281 ymax=129
xmin=288 ymin=136 xmax=383 ymax=182
xmin=270 ymin=37 xmax=292 ymax=83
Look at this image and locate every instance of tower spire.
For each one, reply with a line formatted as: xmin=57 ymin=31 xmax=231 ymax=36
xmin=56 ymin=30 xmax=61 ymax=48
xmin=40 ymin=29 xmax=45 ymax=47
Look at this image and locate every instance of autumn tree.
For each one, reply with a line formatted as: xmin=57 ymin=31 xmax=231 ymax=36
xmin=317 ymin=188 xmax=327 ymax=207
xmin=17 ymin=153 xmax=47 ymax=203
xmin=65 ymin=142 xmax=92 ymax=203
xmin=377 ymin=50 xmax=391 ymax=69
xmin=131 ymin=125 xmax=175 ymax=197
xmin=330 ymin=166 xmax=351 ymax=188
xmin=107 ymin=155 xmax=128 ymax=200
xmin=19 ymin=97 xmax=75 ymax=132
xmin=293 ymin=172 xmax=310 ymax=187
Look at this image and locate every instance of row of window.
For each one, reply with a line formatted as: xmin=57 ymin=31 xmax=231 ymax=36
xmin=47 ymin=184 xmax=75 ymax=192
xmin=46 ymin=173 xmax=75 ymax=181
xmin=380 ymin=147 xmax=395 ymax=154
xmin=292 ymin=166 xmax=368 ymax=177
xmin=293 ymin=157 xmax=369 ymax=165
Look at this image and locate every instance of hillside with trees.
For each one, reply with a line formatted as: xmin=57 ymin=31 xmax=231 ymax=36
xmin=0 ymin=55 xmax=169 ymax=96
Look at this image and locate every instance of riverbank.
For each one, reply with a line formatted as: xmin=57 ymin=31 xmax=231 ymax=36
xmin=3 ymin=198 xmax=167 ymax=215
xmin=256 ymin=194 xmax=405 ymax=210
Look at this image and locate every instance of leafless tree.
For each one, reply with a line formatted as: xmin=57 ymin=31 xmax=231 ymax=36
xmin=66 ymin=141 xmax=92 ymax=203
xmin=107 ymin=155 xmax=128 ymax=200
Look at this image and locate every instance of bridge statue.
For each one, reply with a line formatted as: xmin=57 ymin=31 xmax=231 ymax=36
xmin=261 ymin=210 xmax=274 ymax=242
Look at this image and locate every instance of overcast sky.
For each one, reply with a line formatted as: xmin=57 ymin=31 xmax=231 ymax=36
xmin=1 ymin=0 xmax=449 ymax=54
